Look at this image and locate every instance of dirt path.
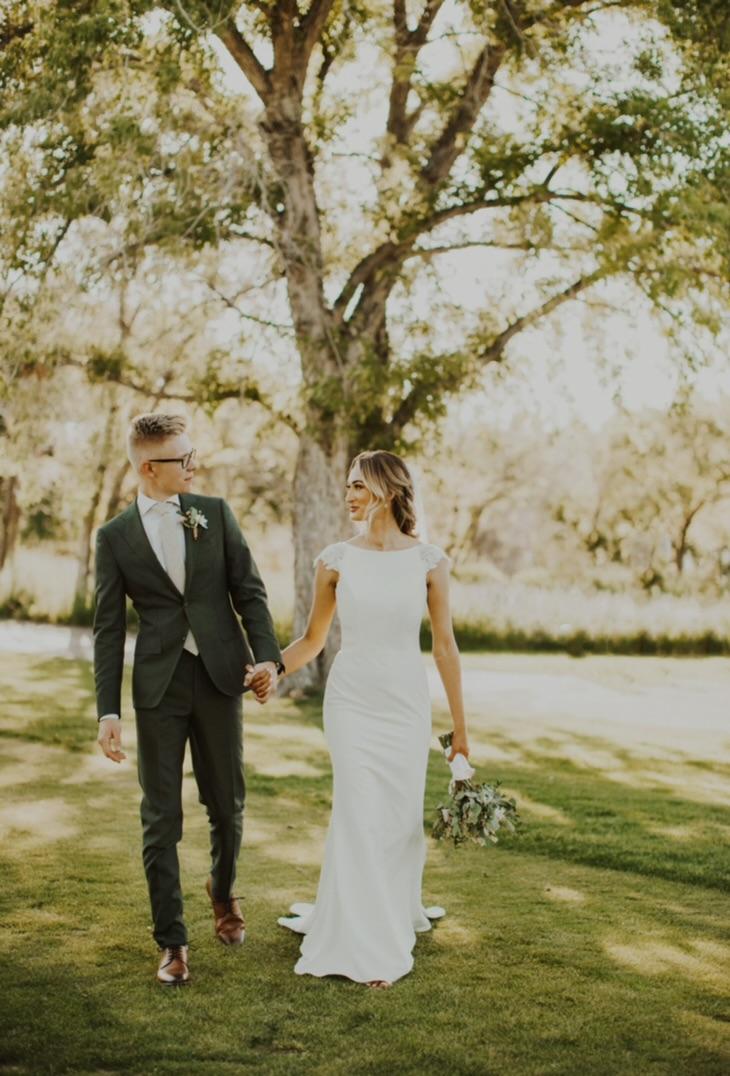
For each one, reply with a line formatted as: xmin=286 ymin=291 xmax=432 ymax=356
xmin=431 ymin=652 xmax=730 ymax=760
xmin=2 ymin=620 xmax=728 ymax=764
xmin=0 ymin=620 xmax=121 ymax=661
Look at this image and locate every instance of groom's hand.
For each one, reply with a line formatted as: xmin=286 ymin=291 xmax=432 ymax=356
xmin=97 ymin=718 xmax=127 ymax=763
xmin=244 ymin=662 xmax=278 ymax=703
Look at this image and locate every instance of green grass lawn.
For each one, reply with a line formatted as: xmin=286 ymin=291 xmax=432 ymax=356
xmin=0 ymin=652 xmax=729 ymax=1076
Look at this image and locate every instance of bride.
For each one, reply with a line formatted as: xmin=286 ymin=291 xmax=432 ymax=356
xmin=273 ymin=450 xmax=469 ymax=988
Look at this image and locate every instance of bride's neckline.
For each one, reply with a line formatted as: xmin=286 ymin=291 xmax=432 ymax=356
xmin=345 ymin=541 xmax=424 ymax=554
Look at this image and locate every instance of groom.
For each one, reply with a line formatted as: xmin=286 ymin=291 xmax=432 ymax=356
xmin=93 ymin=412 xmax=283 ymax=986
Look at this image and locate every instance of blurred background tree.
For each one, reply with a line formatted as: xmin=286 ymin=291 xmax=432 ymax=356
xmin=1 ymin=1 xmax=729 ymax=680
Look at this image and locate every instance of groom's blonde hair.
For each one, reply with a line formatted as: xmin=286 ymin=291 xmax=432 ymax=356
xmin=127 ymin=413 xmax=187 ymax=467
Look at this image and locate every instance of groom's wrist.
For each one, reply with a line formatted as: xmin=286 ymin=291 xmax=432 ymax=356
xmin=99 ymin=714 xmax=121 ymax=723
xmin=255 ymin=658 xmax=285 ymax=675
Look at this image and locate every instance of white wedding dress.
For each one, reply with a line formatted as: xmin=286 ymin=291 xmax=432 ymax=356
xmin=279 ymin=540 xmax=448 ymax=983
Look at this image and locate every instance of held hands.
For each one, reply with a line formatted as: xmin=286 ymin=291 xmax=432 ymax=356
xmin=244 ymin=661 xmax=279 ymax=704
xmin=448 ymin=730 xmax=470 ymax=761
xmin=97 ymin=718 xmax=127 ymax=763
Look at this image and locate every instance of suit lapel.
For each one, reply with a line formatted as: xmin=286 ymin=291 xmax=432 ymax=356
xmin=119 ymin=500 xmax=182 ymax=597
xmin=179 ymin=493 xmax=195 ymax=595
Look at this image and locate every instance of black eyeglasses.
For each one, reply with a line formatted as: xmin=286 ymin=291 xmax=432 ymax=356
xmin=147 ymin=449 xmax=197 ymax=470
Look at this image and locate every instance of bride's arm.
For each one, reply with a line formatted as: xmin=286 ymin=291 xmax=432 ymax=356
xmin=280 ymin=563 xmax=338 ymax=676
xmin=427 ymin=559 xmax=470 ymax=759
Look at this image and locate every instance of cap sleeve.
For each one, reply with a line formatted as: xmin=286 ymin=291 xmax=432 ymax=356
xmin=313 ymin=542 xmax=346 ymax=571
xmin=419 ymin=543 xmax=450 ymax=573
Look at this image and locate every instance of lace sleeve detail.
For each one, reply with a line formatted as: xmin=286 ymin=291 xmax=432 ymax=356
xmin=313 ymin=542 xmax=346 ymax=572
xmin=419 ymin=543 xmax=450 ymax=573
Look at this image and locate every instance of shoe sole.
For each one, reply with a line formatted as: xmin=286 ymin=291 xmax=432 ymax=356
xmin=215 ymin=933 xmax=245 ymax=946
xmin=157 ymin=977 xmax=191 ymax=986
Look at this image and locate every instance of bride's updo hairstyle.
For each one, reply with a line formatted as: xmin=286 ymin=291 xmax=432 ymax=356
xmin=349 ymin=450 xmax=418 ymax=536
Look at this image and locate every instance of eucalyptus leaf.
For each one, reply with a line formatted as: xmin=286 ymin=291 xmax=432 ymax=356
xmin=431 ymin=753 xmax=521 ymax=848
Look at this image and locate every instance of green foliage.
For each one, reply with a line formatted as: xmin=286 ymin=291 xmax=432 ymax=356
xmin=1 ymin=0 xmax=729 ymax=467
xmin=470 ymin=132 xmax=545 ymax=195
xmin=0 ymin=590 xmax=34 ymax=620
xmin=0 ymin=0 xmax=260 ymax=294
xmin=420 ymin=621 xmax=730 ymax=657
xmin=304 ymin=342 xmax=483 ymax=451
xmin=85 ymin=346 xmax=127 ymax=383
xmin=186 ymin=349 xmax=254 ymax=412
xmin=658 ymin=0 xmax=730 ymax=55
xmin=21 ymin=492 xmax=59 ymax=541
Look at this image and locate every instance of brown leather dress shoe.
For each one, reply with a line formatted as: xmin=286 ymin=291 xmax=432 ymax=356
xmin=206 ymin=877 xmax=245 ymax=946
xmin=157 ymin=944 xmax=190 ymax=986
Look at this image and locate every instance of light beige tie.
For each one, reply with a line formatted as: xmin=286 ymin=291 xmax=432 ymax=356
xmin=158 ymin=503 xmax=185 ymax=593
xmin=158 ymin=502 xmax=198 ymax=655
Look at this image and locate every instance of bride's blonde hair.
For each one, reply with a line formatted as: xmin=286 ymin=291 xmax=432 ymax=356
xmin=349 ymin=450 xmax=418 ymax=536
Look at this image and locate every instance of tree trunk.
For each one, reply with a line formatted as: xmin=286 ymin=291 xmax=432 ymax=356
xmin=287 ymin=429 xmax=350 ymax=693
xmin=104 ymin=458 xmax=132 ymax=521
xmin=0 ymin=476 xmax=20 ymax=572
xmin=455 ymin=503 xmax=486 ymax=568
xmin=674 ymin=502 xmax=704 ymax=575
xmin=74 ymin=470 xmax=105 ymax=610
xmin=74 ymin=396 xmax=120 ymax=608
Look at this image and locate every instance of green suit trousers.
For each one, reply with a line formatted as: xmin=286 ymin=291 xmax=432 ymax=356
xmin=135 ymin=650 xmax=244 ymax=947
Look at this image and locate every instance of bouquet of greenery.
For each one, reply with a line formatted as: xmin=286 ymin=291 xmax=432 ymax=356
xmin=431 ymin=732 xmax=520 ymax=847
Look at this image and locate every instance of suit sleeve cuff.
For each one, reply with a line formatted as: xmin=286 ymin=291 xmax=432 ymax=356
xmin=98 ymin=714 xmax=121 ymax=722
xmin=253 ymin=653 xmax=283 ymax=669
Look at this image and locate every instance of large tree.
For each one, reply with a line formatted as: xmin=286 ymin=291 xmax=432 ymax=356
xmin=1 ymin=0 xmax=728 ymax=682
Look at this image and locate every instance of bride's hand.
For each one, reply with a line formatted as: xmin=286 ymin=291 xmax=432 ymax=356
xmin=448 ymin=731 xmax=469 ymax=760
xmin=244 ymin=664 xmax=273 ymax=703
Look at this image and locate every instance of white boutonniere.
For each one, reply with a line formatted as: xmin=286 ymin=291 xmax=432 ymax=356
xmin=179 ymin=506 xmax=208 ymax=541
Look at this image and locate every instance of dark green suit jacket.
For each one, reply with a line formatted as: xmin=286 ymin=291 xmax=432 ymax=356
xmin=93 ymin=493 xmax=282 ymax=717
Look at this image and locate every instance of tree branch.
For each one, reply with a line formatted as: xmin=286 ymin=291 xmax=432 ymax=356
xmin=421 ymin=187 xmax=652 ymax=235
xmin=522 ymin=0 xmax=612 ymax=31
xmin=332 ymin=182 xmax=637 ymax=331
xmin=420 ymin=42 xmax=506 ymax=189
xmin=333 ymin=200 xmax=546 ymax=321
xmin=386 ymin=1 xmax=446 ymax=147
xmin=406 ymin=239 xmax=545 ymax=259
xmin=478 ymin=268 xmax=605 ymax=364
xmin=389 ymin=269 xmax=606 ymax=433
xmin=422 ymin=190 xmax=555 ymax=231
xmin=332 ymin=189 xmax=580 ymax=324
xmin=203 ymin=281 xmax=296 ymax=333
xmin=332 ymin=241 xmax=408 ymax=321
xmin=300 ymin=0 xmax=338 ymax=65
xmin=64 ymin=356 xmax=301 ymax=434
xmin=217 ymin=20 xmax=272 ymax=103
xmin=412 ymin=0 xmax=448 ymax=47
xmin=385 ymin=0 xmax=411 ymax=144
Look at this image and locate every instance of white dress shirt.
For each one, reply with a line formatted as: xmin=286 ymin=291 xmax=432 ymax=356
xmin=99 ymin=492 xmax=197 ymax=722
